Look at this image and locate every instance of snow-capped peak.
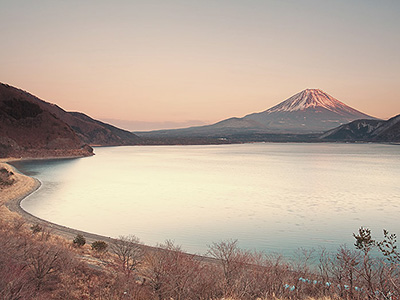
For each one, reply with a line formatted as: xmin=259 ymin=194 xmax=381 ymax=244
xmin=266 ymin=89 xmax=358 ymax=115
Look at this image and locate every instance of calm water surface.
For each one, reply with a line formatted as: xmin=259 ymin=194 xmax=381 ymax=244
xmin=14 ymin=143 xmax=400 ymax=255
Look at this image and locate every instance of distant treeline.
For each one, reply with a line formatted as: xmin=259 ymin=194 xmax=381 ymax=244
xmin=138 ymin=133 xmax=321 ymax=146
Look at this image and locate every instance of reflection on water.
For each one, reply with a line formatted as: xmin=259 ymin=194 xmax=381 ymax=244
xmin=14 ymin=143 xmax=400 ymax=255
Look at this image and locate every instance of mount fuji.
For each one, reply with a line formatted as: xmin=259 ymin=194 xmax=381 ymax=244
xmin=138 ymin=89 xmax=377 ymax=139
xmin=234 ymin=88 xmax=376 ymax=133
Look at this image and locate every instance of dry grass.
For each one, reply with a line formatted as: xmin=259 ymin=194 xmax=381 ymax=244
xmin=1 ymin=162 xmax=399 ymax=299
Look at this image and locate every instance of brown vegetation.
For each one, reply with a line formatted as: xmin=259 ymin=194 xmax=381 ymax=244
xmin=0 ymin=167 xmax=15 ymax=186
xmin=0 ymin=87 xmax=93 ymax=158
xmin=0 ymin=82 xmax=140 ymax=158
xmin=1 ymin=216 xmax=400 ymax=300
xmin=1 ymin=162 xmax=400 ymax=299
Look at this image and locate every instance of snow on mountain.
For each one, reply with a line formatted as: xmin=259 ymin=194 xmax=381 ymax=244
xmin=319 ymin=119 xmax=384 ymax=140
xmin=238 ymin=89 xmax=375 ymax=133
xmin=138 ymin=88 xmax=377 ymax=137
xmin=266 ymin=89 xmax=363 ymax=115
xmin=320 ymin=114 xmax=400 ymax=142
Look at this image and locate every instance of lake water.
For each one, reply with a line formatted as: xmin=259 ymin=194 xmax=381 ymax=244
xmin=14 ymin=143 xmax=400 ymax=256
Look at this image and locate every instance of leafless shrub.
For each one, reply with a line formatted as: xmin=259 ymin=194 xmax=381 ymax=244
xmin=111 ymin=234 xmax=143 ymax=276
xmin=208 ymin=239 xmax=280 ymax=299
xmin=2 ymin=212 xmax=400 ymax=300
xmin=208 ymin=239 xmax=242 ymax=292
xmin=141 ymin=240 xmax=203 ymax=300
xmin=0 ymin=257 xmax=35 ymax=300
xmin=30 ymin=223 xmax=42 ymax=234
xmin=24 ymin=242 xmax=70 ymax=290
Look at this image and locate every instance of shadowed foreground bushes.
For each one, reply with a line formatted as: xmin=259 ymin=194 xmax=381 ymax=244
xmin=0 ymin=218 xmax=399 ymax=300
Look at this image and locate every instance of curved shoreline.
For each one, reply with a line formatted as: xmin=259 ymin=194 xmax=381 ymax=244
xmin=0 ymin=160 xmax=213 ymax=261
xmin=1 ymin=161 xmax=118 ymax=245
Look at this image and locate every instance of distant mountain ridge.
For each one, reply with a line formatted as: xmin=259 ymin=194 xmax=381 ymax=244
xmin=137 ymin=89 xmax=376 ymax=138
xmin=320 ymin=114 xmax=400 ymax=142
xmin=2 ymin=82 xmax=394 ymax=153
xmin=0 ymin=83 xmax=141 ymax=158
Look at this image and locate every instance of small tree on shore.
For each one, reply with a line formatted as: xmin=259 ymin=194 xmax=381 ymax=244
xmin=30 ymin=224 xmax=42 ymax=234
xmin=73 ymin=234 xmax=86 ymax=247
xmin=354 ymin=227 xmax=378 ymax=299
xmin=91 ymin=240 xmax=108 ymax=253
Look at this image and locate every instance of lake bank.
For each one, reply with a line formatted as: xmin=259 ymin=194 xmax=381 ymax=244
xmin=0 ymin=158 xmax=215 ymax=263
xmin=0 ymin=161 xmax=40 ymax=223
xmin=0 ymin=158 xmax=118 ymax=245
xmin=13 ymin=143 xmax=400 ymax=255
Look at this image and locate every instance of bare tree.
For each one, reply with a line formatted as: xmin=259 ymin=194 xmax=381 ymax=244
xmin=141 ymin=240 xmax=201 ymax=300
xmin=208 ymin=239 xmax=256 ymax=298
xmin=24 ymin=243 xmax=67 ymax=290
xmin=376 ymin=229 xmax=400 ymax=298
xmin=292 ymin=247 xmax=316 ymax=279
xmin=332 ymin=245 xmax=360 ymax=299
xmin=0 ymin=261 xmax=35 ymax=300
xmin=112 ymin=235 xmax=143 ymax=276
xmin=208 ymin=239 xmax=240 ymax=289
xmin=354 ymin=227 xmax=378 ymax=299
xmin=189 ymin=262 xmax=222 ymax=299
xmin=264 ymin=252 xmax=291 ymax=298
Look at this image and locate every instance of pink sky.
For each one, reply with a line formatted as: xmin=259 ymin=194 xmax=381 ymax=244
xmin=1 ymin=1 xmax=399 ymax=130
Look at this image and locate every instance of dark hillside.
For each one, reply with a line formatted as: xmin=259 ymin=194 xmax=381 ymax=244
xmin=320 ymin=114 xmax=400 ymax=142
xmin=0 ymin=83 xmax=141 ymax=148
xmin=0 ymin=84 xmax=92 ymax=158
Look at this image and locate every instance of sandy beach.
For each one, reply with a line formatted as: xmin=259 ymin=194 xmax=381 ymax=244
xmin=0 ymin=160 xmax=116 ymax=245
xmin=0 ymin=159 xmax=211 ymax=261
xmin=0 ymin=162 xmax=40 ymax=222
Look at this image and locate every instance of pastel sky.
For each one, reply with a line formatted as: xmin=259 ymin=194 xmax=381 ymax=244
xmin=1 ymin=0 xmax=399 ymax=130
